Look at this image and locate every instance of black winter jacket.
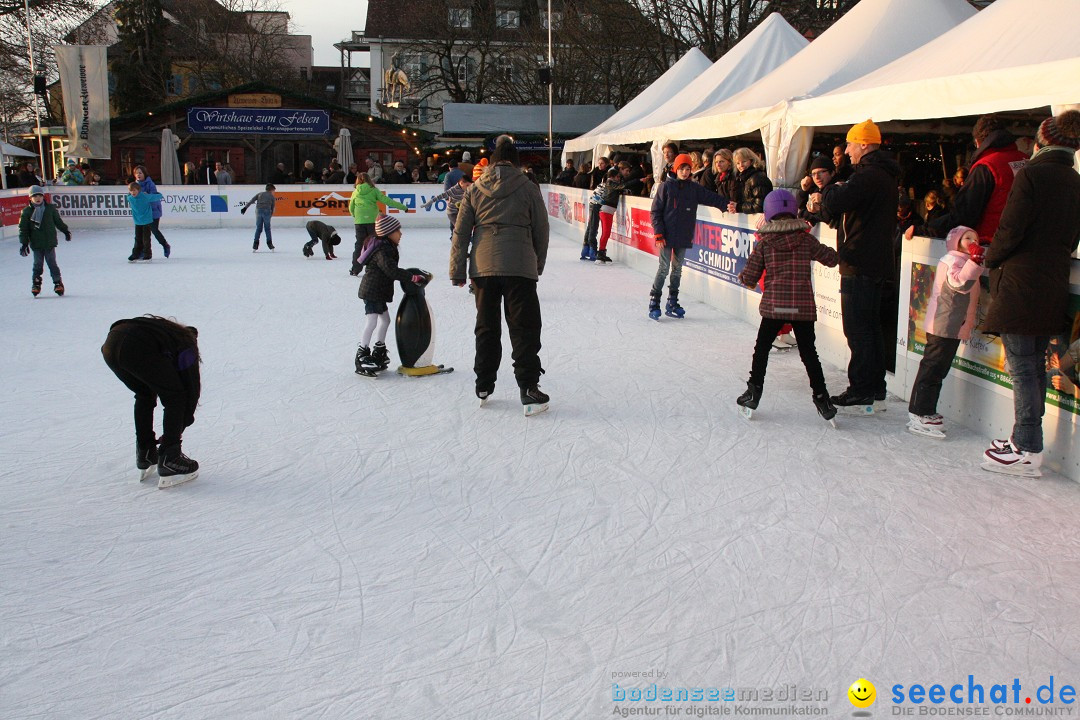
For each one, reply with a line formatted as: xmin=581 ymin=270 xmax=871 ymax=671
xmin=358 ymin=239 xmax=413 ymax=303
xmin=820 ymin=150 xmax=900 ymax=279
xmin=731 ymin=167 xmax=773 ymax=214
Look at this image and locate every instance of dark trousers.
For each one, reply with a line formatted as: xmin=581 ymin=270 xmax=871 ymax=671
xmin=31 ymin=248 xmax=61 ymax=283
xmin=908 ymin=333 xmax=962 ymax=416
xmin=131 ymin=224 xmax=153 ymax=259
xmin=749 ymin=318 xmax=828 ymax=395
xmin=472 ymin=276 xmax=543 ymax=390
xmin=840 ymin=274 xmax=886 ymax=396
xmin=149 ymin=218 xmax=168 ymax=247
xmin=101 ymin=329 xmax=191 ymax=451
xmin=351 ymin=222 xmax=375 ymax=272
xmin=306 ymin=228 xmax=335 ymax=258
xmin=1002 ymin=334 xmax=1050 ymax=453
xmin=582 ymin=204 xmax=601 ymax=249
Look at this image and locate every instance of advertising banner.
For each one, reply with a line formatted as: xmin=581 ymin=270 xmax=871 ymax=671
xmin=187 ymin=108 xmax=331 ymax=135
xmin=685 ymin=219 xmax=756 ymax=285
xmin=2 ymin=193 xmax=25 ymax=227
xmin=53 ymin=45 xmax=111 ymax=158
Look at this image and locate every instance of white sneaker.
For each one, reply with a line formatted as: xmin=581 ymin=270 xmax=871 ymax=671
xmin=982 ymin=442 xmax=1043 ymax=477
xmin=907 ymin=412 xmax=945 ymax=439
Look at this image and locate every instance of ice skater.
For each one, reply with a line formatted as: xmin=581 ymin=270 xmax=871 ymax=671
xmin=126 ymin=182 xmax=164 ymax=262
xmin=101 ymin=316 xmax=201 ymax=487
xmin=348 ymin=174 xmax=408 ymax=275
xmin=421 ymin=173 xmax=471 ymax=238
xmin=19 ymin=185 xmax=71 ymax=297
xmin=907 ymin=226 xmax=985 ymax=439
xmin=353 ymin=214 xmax=424 ymax=376
xmin=241 ymin=184 xmax=276 ymax=251
xmin=736 ymin=189 xmax=840 ymax=423
xmin=303 ymin=220 xmax=342 ymax=260
xmin=133 ymin=165 xmax=171 ymax=257
xmin=593 ymin=167 xmax=622 ymax=264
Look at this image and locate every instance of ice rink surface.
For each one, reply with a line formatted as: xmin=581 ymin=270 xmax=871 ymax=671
xmin=2 ymin=225 xmax=1078 ymax=718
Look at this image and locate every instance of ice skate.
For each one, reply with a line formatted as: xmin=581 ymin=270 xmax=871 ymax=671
xmin=31 ymin=275 xmax=42 ymax=297
xmin=982 ymin=443 xmax=1042 ymax=478
xmin=354 ymin=344 xmax=370 ymax=374
xmin=907 ymin=413 xmax=945 ymax=439
xmin=252 ymin=241 xmax=259 ymax=252
xmin=128 ymin=252 xmax=140 ymax=262
xmin=157 ymin=447 xmax=199 ymax=488
xmin=267 ymin=242 xmax=275 ymax=251
xmin=772 ymin=332 xmax=796 ymax=350
xmin=648 ymin=294 xmax=662 ymax=321
xmin=136 ymin=444 xmax=159 ymax=482
xmin=831 ymin=389 xmax=875 ymax=416
xmin=163 ymin=243 xmax=171 ymax=258
xmin=596 ymin=249 xmax=611 ymax=263
xmin=874 ymin=390 xmax=889 ymax=412
xmin=665 ymin=296 xmax=686 ymax=319
xmin=813 ymin=392 xmax=837 ymax=426
xmin=737 ymin=381 xmax=762 ymax=419
xmin=477 ymin=385 xmax=493 ymax=407
xmin=521 ymin=386 xmax=549 ymax=416
xmin=579 ymin=243 xmax=590 ymax=260
xmin=53 ymin=280 xmax=64 ymax=297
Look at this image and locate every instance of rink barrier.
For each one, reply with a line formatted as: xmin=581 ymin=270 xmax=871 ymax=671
xmin=542 ymin=184 xmax=1080 ymax=483
xmin=0 ymin=184 xmax=453 ymax=237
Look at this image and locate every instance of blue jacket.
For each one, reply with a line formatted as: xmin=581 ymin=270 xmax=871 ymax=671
xmin=137 ymin=176 xmax=163 ymax=219
xmin=128 ymin=191 xmax=164 ymax=226
xmin=649 ymin=178 xmax=728 ymax=249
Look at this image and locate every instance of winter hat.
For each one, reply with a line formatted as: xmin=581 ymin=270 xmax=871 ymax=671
xmin=462 ymin=151 xmax=472 ymax=162
xmin=945 ymin=225 xmax=977 ymax=253
xmin=763 ymin=188 xmax=798 ymax=221
xmin=809 ymin=155 xmax=833 ymax=173
xmin=672 ymin=153 xmax=693 ymax=170
xmin=1036 ymin=110 xmax=1080 ymax=150
xmin=846 ymin=119 xmax=882 ymax=145
xmin=66 ymin=158 xmax=77 ymax=166
xmin=27 ymin=184 xmax=45 ymax=197
xmin=374 ymin=213 xmax=401 ymax=237
xmin=472 ymin=157 xmax=489 ymax=181
xmin=330 ymin=233 xmax=341 ymax=246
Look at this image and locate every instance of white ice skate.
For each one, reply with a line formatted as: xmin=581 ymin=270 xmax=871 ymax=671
xmin=982 ymin=443 xmax=1042 ymax=478
xmin=907 ymin=413 xmax=946 ymax=439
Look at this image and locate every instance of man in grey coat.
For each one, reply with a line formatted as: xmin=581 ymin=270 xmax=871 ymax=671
xmin=450 ymin=135 xmax=551 ymax=414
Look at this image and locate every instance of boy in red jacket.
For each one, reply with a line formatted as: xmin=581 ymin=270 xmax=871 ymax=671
xmin=737 ymin=189 xmax=840 ymax=422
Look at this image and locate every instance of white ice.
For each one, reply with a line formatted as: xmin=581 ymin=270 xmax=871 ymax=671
xmin=2 ymin=225 xmax=1078 ymax=719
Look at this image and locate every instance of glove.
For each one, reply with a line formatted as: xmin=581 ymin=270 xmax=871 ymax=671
xmin=20 ymin=244 xmax=30 ymax=257
xmin=64 ymin=231 xmax=72 ymax=242
xmin=654 ymin=235 xmax=666 ymax=249
xmin=452 ymin=279 xmax=466 ymax=287
xmin=968 ymin=243 xmax=986 ymax=265
xmin=240 ymin=206 xmax=247 ymax=215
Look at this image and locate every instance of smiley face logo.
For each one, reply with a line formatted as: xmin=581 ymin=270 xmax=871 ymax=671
xmin=848 ymin=678 xmax=876 ymax=708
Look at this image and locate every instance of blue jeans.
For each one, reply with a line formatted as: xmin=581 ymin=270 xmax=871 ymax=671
xmin=840 ymin=274 xmax=886 ymax=397
xmin=253 ymin=210 xmax=273 ymax=245
xmin=651 ymin=247 xmax=686 ymax=298
xmin=32 ymin=248 xmax=61 ymax=282
xmin=1002 ymin=334 xmax=1049 ymax=453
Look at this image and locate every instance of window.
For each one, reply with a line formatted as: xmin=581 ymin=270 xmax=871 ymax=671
xmin=166 ymin=74 xmax=184 ymax=96
xmin=449 ymin=7 xmax=471 ymax=28
xmin=402 ymin=53 xmax=425 ymax=83
xmin=494 ymin=56 xmax=514 ymax=83
xmin=449 ymin=54 xmax=470 ymax=83
xmin=496 ymin=9 xmax=520 ymax=28
xmin=404 ymin=105 xmax=425 ymax=124
xmin=541 ymin=11 xmax=562 ymax=29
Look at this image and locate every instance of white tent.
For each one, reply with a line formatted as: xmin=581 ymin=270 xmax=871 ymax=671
xmin=561 ymin=48 xmax=712 ymax=162
xmin=596 ymin=13 xmax=808 ymax=150
xmin=658 ymin=0 xmax=977 ymax=185
xmin=1 ymin=141 xmax=36 ymax=158
xmin=785 ymin=0 xmax=1080 ymax=130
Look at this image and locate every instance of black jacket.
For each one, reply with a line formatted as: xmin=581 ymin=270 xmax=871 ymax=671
xmin=554 ymin=168 xmax=576 ymax=186
xmin=820 ymin=149 xmax=900 ymax=279
xmin=731 ymin=167 xmax=773 ymax=214
xmin=107 ymin=317 xmax=201 ymax=425
xmin=357 ymin=239 xmax=413 ymax=303
xmin=982 ymin=148 xmax=1080 ymax=336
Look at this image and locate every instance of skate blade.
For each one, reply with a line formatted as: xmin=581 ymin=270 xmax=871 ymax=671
xmin=836 ymin=404 xmax=875 ymax=416
xmin=980 ymin=461 xmax=1041 ymax=478
xmin=874 ymin=400 xmax=888 ymax=412
xmin=738 ymin=405 xmax=754 ymax=420
xmin=139 ymin=466 xmax=157 ymax=482
xmin=907 ymin=424 xmax=945 ymax=439
xmin=355 ymin=369 xmax=378 ymax=377
xmin=523 ymin=402 xmax=549 ymax=417
xmin=158 ymin=470 xmax=198 ymax=488
xmin=827 ymin=418 xmax=837 ymax=429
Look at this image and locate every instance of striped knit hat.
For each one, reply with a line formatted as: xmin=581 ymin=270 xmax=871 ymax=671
xmin=1036 ymin=110 xmax=1080 ymax=150
xmin=374 ymin=213 xmax=401 ymax=237
xmin=472 ymin=157 xmax=489 ymax=181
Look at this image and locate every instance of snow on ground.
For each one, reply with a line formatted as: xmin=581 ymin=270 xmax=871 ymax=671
xmin=2 ymin=225 xmax=1078 ymax=719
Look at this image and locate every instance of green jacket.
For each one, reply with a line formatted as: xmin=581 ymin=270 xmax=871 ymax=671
xmin=349 ymin=183 xmax=408 ymax=224
xmin=19 ymin=202 xmax=70 ymax=250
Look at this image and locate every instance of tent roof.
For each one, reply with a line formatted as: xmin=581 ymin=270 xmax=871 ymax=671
xmin=442 ymin=103 xmax=616 ymax=135
xmin=563 ymin=48 xmax=712 ymax=154
xmin=786 ymin=0 xmax=1080 ymax=128
xmin=592 ymin=13 xmax=808 ymax=148
xmin=661 ymin=0 xmax=977 ymax=142
xmin=1 ymin=141 xmax=37 ymax=158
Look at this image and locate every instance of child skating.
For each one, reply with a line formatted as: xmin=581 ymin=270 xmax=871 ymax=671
xmin=126 ymin=182 xmax=165 ymax=262
xmin=303 ymin=221 xmax=342 ymax=260
xmin=594 ymin=168 xmax=622 ymax=264
xmin=353 ymin=214 xmax=425 ymax=376
xmin=241 ymin=184 xmax=276 ymax=251
xmin=19 ymin=185 xmax=71 ymax=296
xmin=421 ymin=174 xmax=471 ymax=238
xmin=907 ymin=226 xmax=985 ymax=438
xmin=649 ymin=153 xmax=729 ymax=319
xmin=348 ymin=174 xmax=408 ymax=276
xmin=736 ymin=189 xmax=840 ymax=423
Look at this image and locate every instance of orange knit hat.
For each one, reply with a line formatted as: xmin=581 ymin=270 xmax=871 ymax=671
xmin=672 ymin=153 xmax=693 ymax=170
xmin=846 ymin=119 xmax=882 ymax=145
xmin=472 ymin=157 xmax=489 ymax=181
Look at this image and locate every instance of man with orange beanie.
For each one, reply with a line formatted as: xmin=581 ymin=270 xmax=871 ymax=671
xmin=809 ymin=119 xmax=899 ymax=413
xmin=472 ymin=157 xmax=489 ymax=182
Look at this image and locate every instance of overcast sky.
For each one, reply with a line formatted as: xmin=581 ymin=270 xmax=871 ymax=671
xmin=279 ymin=0 xmax=369 ymax=67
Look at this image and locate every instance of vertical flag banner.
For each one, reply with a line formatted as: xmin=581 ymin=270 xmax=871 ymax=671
xmin=53 ymin=45 xmax=111 ymax=159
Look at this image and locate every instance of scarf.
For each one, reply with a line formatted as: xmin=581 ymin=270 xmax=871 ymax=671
xmin=31 ymin=202 xmax=46 ymax=227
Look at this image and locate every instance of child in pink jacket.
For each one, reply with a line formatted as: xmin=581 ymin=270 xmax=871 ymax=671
xmin=907 ymin=226 xmax=985 ymax=438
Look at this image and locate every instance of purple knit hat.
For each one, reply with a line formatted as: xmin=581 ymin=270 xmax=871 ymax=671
xmin=763 ymin=189 xmax=798 ymax=221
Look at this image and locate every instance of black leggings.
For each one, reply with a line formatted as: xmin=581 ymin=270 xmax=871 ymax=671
xmin=101 ymin=329 xmax=192 ymax=450
xmin=749 ymin=318 xmax=828 ymax=395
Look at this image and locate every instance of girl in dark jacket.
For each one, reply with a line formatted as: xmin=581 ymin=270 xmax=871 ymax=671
xmin=728 ymin=148 xmax=773 ymax=215
xmin=101 ymin=316 xmax=201 ymax=487
xmin=354 ymin=214 xmax=423 ymax=376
